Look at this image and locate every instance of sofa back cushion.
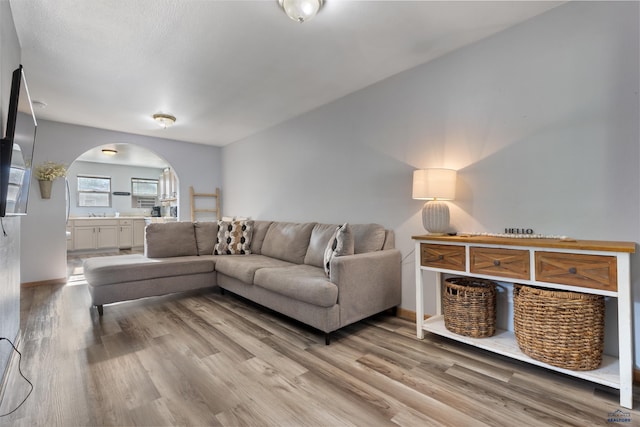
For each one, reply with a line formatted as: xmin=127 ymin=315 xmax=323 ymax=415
xmin=145 ymin=222 xmax=198 ymax=258
xmin=194 ymin=221 xmax=219 ymax=255
xmin=250 ymin=221 xmax=273 ymax=255
xmin=351 ymin=223 xmax=386 ymax=254
xmin=304 ymin=223 xmax=339 ymax=268
xmin=382 ymin=230 xmax=395 ymax=250
xmin=261 ymin=222 xmax=315 ymax=264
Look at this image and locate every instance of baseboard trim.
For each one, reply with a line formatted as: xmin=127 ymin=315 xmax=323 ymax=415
xmin=396 ymin=307 xmax=429 ymax=322
xmin=396 ymin=307 xmax=639 ymax=385
xmin=21 ymin=277 xmax=67 ymax=288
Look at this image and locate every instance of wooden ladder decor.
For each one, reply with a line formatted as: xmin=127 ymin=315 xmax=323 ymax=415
xmin=190 ymin=186 xmax=221 ymax=222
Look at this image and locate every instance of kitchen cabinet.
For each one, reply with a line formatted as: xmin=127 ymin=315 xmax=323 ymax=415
xmin=97 ymin=225 xmax=118 ymax=248
xmin=118 ymin=219 xmax=133 ymax=248
xmin=159 ymin=168 xmax=177 ymax=201
xmin=133 ymin=219 xmax=146 ymax=248
xmin=68 ymin=217 xmax=147 ymax=252
xmin=71 ymin=219 xmax=119 ymax=251
xmin=413 ymin=234 xmax=635 ymax=408
xmin=73 ymin=226 xmax=96 ymax=250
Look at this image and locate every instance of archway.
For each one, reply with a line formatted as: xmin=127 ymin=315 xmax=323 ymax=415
xmin=68 ymin=143 xmax=179 ymax=219
xmin=65 ymin=143 xmax=180 ymax=254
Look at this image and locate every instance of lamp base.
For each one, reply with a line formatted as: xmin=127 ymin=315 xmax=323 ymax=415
xmin=422 ymin=200 xmax=450 ymax=234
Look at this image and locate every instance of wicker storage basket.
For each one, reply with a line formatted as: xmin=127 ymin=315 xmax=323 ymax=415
xmin=443 ymin=277 xmax=497 ymax=338
xmin=513 ymin=284 xmax=604 ymax=371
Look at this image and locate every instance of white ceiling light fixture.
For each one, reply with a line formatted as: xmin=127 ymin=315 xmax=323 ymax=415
xmin=153 ymin=113 xmax=176 ymax=129
xmin=278 ymin=0 xmax=323 ymax=23
xmin=101 ymin=148 xmax=118 ymax=156
xmin=32 ymin=100 xmax=47 ymax=109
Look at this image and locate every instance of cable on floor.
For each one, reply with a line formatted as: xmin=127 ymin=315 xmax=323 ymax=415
xmin=0 ymin=337 xmax=33 ymax=417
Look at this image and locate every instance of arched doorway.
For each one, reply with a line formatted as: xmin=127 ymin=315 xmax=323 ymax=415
xmin=69 ymin=143 xmax=178 ymax=218
xmin=66 ymin=143 xmax=179 ymax=252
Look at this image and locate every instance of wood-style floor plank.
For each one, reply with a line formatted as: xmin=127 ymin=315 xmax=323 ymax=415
xmin=0 ymin=251 xmax=639 ymax=426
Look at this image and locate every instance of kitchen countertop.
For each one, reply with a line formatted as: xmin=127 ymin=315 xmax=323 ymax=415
xmin=69 ymin=216 xmax=178 ymax=222
xmin=70 ymin=217 xmax=141 ymax=220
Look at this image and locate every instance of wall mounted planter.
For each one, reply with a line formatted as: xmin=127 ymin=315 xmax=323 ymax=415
xmin=38 ymin=180 xmax=52 ymax=199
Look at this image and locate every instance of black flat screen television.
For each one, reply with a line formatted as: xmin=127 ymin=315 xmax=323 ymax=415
xmin=0 ymin=65 xmax=37 ymax=217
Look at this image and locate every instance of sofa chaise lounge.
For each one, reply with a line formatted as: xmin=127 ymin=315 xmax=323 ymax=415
xmin=83 ymin=220 xmax=401 ymax=343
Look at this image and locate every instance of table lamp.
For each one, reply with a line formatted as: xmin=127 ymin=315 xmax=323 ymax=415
xmin=412 ymin=168 xmax=457 ymax=234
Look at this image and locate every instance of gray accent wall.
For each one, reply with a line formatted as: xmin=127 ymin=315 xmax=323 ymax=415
xmin=0 ymin=0 xmax=21 ymax=389
xmin=222 ymin=3 xmax=640 ymax=364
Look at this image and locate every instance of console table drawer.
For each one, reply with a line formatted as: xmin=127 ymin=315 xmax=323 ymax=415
xmin=470 ymin=247 xmax=530 ymax=280
xmin=535 ymin=252 xmax=617 ymax=291
xmin=420 ymin=244 xmax=465 ymax=271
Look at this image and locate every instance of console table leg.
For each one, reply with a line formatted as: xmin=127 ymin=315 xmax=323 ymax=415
xmin=617 ymin=254 xmax=633 ymax=409
xmin=415 ymin=242 xmax=424 ymax=339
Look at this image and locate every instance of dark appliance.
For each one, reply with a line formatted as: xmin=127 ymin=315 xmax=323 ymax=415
xmin=151 ymin=206 xmax=161 ymax=217
xmin=0 ymin=65 xmax=38 ymax=217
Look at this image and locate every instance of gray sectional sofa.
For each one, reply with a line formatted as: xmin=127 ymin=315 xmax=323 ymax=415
xmin=83 ymin=220 xmax=401 ymax=343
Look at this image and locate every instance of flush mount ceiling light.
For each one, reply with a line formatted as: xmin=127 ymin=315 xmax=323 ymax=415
xmin=32 ymin=100 xmax=47 ymax=109
xmin=278 ymin=0 xmax=323 ymax=23
xmin=101 ymin=149 xmax=118 ymax=156
xmin=153 ymin=113 xmax=176 ymax=129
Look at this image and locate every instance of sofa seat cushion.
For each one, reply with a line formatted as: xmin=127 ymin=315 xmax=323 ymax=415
xmin=84 ymin=254 xmax=215 ymax=287
xmin=253 ymin=265 xmax=338 ymax=308
xmin=214 ymin=254 xmax=295 ymax=284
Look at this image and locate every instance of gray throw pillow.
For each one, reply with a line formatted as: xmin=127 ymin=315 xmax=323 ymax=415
xmin=323 ymin=223 xmax=354 ymax=276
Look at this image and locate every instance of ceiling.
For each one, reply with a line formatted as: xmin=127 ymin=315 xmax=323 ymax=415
xmin=10 ymin=0 xmax=563 ymax=148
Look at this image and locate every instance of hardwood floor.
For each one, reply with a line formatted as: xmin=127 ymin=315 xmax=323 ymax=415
xmin=1 ymin=252 xmax=638 ymax=426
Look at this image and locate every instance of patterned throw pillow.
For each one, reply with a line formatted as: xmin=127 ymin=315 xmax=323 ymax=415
xmin=214 ymin=220 xmax=254 ymax=255
xmin=323 ymin=223 xmax=354 ymax=276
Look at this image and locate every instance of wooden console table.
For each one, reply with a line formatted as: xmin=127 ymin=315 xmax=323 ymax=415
xmin=412 ymin=234 xmax=635 ymax=409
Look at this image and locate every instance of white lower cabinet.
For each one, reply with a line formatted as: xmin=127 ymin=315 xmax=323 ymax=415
xmin=69 ymin=218 xmax=147 ymax=252
xmin=73 ymin=226 xmax=97 ymax=250
xmin=133 ymin=219 xmax=146 ymax=248
xmin=118 ymin=219 xmax=133 ymax=249
xmin=97 ymin=226 xmax=118 ymax=248
xmin=73 ymin=222 xmax=118 ymax=250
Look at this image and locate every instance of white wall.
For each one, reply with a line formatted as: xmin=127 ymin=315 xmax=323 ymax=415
xmin=66 ymin=161 xmax=163 ymax=217
xmin=0 ymin=0 xmax=21 ymax=387
xmin=222 ymin=2 xmax=640 ymax=364
xmin=20 ymin=119 xmax=222 ymax=283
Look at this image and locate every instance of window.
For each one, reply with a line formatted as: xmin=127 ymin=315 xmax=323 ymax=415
xmin=77 ymin=175 xmax=111 ymax=207
xmin=131 ymin=178 xmax=158 ymax=208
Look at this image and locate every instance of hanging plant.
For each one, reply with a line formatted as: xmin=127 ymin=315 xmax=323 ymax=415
xmin=34 ymin=161 xmax=67 ymax=181
xmin=34 ymin=161 xmax=67 ymax=199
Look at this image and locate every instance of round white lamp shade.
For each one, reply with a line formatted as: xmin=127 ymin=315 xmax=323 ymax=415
xmin=412 ymin=169 xmax=457 ymax=235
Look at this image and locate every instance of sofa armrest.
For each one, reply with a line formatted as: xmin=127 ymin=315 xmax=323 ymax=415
xmin=330 ymin=249 xmax=401 ymax=327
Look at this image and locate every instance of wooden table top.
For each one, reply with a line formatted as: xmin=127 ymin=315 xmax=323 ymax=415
xmin=412 ymin=234 xmax=636 ymax=253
